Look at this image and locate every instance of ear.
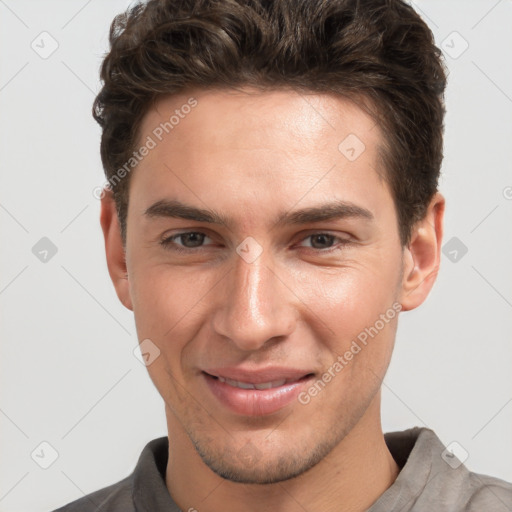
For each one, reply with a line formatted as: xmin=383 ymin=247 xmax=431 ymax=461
xmin=99 ymin=188 xmax=133 ymax=311
xmin=399 ymin=192 xmax=445 ymax=312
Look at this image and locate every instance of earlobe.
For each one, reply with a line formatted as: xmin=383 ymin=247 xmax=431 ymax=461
xmin=99 ymin=188 xmax=133 ymax=311
xmin=399 ymin=192 xmax=445 ymax=312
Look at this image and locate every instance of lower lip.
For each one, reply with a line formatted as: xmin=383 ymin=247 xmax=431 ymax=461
xmin=202 ymin=372 xmax=314 ymax=416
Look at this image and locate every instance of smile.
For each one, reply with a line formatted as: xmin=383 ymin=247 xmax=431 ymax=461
xmin=202 ymin=371 xmax=315 ymax=416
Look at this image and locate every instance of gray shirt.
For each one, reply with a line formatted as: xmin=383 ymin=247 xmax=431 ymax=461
xmin=52 ymin=427 xmax=512 ymax=511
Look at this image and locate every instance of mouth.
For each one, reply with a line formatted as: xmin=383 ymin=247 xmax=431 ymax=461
xmin=206 ymin=373 xmax=313 ymax=389
xmin=201 ymin=370 xmax=315 ymax=416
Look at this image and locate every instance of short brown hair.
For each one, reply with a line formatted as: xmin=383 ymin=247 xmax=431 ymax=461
xmin=93 ymin=0 xmax=447 ymax=247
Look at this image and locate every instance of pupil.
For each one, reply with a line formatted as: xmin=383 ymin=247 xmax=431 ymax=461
xmin=182 ymin=233 xmax=204 ymax=247
xmin=311 ymin=234 xmax=333 ymax=249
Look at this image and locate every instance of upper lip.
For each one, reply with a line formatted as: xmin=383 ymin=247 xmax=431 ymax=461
xmin=203 ymin=366 xmax=314 ymax=384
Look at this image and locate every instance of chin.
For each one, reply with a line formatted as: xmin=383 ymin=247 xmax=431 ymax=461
xmin=192 ymin=435 xmax=335 ymax=485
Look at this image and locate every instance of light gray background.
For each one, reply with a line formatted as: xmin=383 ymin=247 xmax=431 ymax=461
xmin=0 ymin=1 xmax=511 ymax=511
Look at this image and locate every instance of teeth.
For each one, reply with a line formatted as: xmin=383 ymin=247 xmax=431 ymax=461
xmin=255 ymin=379 xmax=286 ymax=390
xmin=217 ymin=376 xmax=288 ymax=389
xmin=254 ymin=381 xmax=274 ymax=390
xmin=227 ymin=378 xmax=254 ymax=389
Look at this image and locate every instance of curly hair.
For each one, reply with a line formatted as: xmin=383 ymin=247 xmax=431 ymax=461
xmin=93 ymin=0 xmax=447 ymax=247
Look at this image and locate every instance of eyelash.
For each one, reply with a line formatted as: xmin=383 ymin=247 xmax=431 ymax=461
xmin=159 ymin=231 xmax=351 ymax=254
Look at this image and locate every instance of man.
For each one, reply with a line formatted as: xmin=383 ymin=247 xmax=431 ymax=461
xmin=54 ymin=0 xmax=512 ymax=510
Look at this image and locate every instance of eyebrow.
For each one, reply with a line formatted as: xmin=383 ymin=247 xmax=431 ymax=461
xmin=144 ymin=199 xmax=374 ymax=229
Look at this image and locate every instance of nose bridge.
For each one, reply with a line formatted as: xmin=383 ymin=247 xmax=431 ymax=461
xmin=212 ymin=248 xmax=295 ymax=351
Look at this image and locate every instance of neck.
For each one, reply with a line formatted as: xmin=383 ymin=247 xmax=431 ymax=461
xmin=165 ymin=391 xmax=400 ymax=512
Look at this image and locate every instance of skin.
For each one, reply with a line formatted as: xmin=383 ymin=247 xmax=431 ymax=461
xmin=100 ymin=87 xmax=445 ymax=512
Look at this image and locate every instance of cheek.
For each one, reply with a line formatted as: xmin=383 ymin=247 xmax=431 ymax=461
xmin=303 ymin=268 xmax=399 ymax=405
xmin=129 ymin=266 xmax=202 ymax=398
xmin=305 ymin=260 xmax=400 ymax=331
xmin=129 ymin=262 xmax=217 ymax=344
xmin=129 ymin=264 xmax=178 ymax=337
xmin=300 ymin=259 xmax=401 ymax=385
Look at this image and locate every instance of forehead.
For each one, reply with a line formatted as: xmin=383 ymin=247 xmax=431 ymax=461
xmin=139 ymin=86 xmax=382 ymax=156
xmin=130 ymin=87 xmax=392 ymax=230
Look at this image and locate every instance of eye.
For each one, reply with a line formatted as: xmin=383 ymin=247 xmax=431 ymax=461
xmin=297 ymin=233 xmax=350 ymax=252
xmin=160 ymin=231 xmax=214 ymax=251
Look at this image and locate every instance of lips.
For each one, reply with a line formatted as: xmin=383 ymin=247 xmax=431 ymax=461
xmin=202 ymin=367 xmax=315 ymax=416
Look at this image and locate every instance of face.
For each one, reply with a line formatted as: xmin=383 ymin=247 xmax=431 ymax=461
xmin=103 ymin=87 xmax=438 ymax=484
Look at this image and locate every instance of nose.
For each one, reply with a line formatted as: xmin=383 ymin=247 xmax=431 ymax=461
xmin=211 ymin=248 xmax=297 ymax=352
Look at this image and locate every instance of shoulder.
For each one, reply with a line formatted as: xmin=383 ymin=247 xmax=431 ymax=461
xmin=380 ymin=427 xmax=512 ymax=511
xmin=51 ymin=436 xmax=170 ymax=512
xmin=51 ymin=474 xmax=134 ymax=512
xmin=463 ymin=471 xmax=512 ymax=512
